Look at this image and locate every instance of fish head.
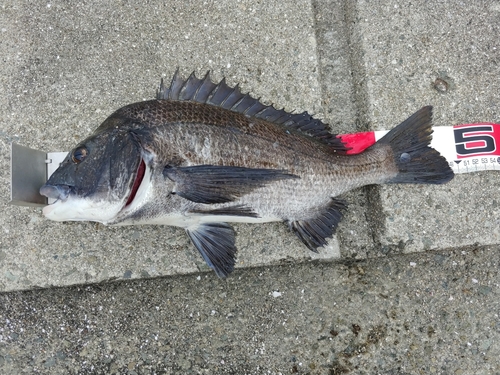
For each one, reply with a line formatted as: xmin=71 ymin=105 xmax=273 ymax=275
xmin=39 ymin=125 xmax=146 ymax=224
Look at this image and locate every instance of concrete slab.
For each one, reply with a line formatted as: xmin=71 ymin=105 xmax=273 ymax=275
xmin=1 ymin=0 xmax=500 ymax=373
xmin=349 ymin=0 xmax=500 ymax=254
xmin=1 ymin=246 xmax=498 ymax=373
xmin=3 ymin=0 xmax=499 ymax=291
xmin=313 ymin=0 xmax=377 ymax=260
xmin=1 ymin=0 xmax=343 ymax=292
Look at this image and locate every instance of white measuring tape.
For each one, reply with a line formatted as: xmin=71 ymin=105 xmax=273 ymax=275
xmin=339 ymin=123 xmax=500 ymax=174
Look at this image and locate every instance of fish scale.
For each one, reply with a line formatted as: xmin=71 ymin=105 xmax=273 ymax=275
xmin=39 ymin=71 xmax=453 ymax=278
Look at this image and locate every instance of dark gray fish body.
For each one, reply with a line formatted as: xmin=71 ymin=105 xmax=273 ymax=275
xmin=40 ymin=72 xmax=454 ymax=277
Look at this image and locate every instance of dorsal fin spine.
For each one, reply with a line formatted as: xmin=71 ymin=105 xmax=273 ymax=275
xmin=243 ymin=98 xmax=263 ymax=116
xmin=170 ymin=69 xmax=183 ymax=99
xmin=179 ymin=72 xmax=194 ymax=99
xmin=274 ymin=113 xmax=291 ymax=125
xmin=221 ymin=84 xmax=239 ymax=107
xmin=157 ymin=78 xmax=165 ymax=100
xmin=191 ymin=81 xmax=203 ymax=100
xmin=207 ymin=78 xmax=226 ymax=105
xmin=254 ymin=107 xmax=268 ymax=117
xmin=157 ymin=70 xmax=349 ymax=153
xmin=193 ymin=72 xmax=210 ymax=100
xmin=231 ymin=93 xmax=249 ymax=111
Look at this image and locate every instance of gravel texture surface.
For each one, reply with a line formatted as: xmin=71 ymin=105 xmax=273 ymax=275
xmin=1 ymin=246 xmax=498 ymax=374
xmin=1 ymin=0 xmax=499 ymax=373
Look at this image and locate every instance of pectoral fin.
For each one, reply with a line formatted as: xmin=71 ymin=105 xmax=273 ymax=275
xmin=289 ymin=199 xmax=347 ymax=252
xmin=164 ymin=165 xmax=298 ymax=204
xmin=186 ymin=222 xmax=237 ymax=278
xmin=190 ymin=204 xmax=259 ymax=218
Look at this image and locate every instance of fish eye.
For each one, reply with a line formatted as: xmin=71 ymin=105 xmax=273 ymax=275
xmin=72 ymin=146 xmax=88 ymax=164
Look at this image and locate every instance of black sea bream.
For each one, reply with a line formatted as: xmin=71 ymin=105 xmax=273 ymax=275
xmin=39 ymin=71 xmax=454 ymax=277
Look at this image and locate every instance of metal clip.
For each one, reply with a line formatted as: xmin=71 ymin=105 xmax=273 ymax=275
xmin=10 ymin=143 xmax=68 ymax=207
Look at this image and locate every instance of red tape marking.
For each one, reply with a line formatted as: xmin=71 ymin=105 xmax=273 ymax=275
xmin=338 ymin=131 xmax=376 ymax=155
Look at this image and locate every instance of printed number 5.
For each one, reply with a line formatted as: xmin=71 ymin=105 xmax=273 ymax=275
xmin=454 ymin=126 xmax=495 ymax=155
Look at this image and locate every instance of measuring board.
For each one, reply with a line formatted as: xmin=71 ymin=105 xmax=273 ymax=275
xmin=340 ymin=123 xmax=500 ymax=174
xmin=10 ymin=122 xmax=500 ymax=206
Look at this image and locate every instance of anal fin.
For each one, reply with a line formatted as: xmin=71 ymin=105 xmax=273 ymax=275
xmin=186 ymin=222 xmax=237 ymax=278
xmin=289 ymin=199 xmax=347 ymax=252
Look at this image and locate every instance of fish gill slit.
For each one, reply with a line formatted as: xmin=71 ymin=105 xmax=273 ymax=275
xmin=125 ymin=159 xmax=146 ymax=207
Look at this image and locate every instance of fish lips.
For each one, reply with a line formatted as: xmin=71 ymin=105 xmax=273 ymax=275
xmin=39 ymin=158 xmax=81 ymax=208
xmin=39 ymin=184 xmax=72 ymax=201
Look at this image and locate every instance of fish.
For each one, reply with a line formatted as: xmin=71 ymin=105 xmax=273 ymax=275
xmin=39 ymin=71 xmax=454 ymax=277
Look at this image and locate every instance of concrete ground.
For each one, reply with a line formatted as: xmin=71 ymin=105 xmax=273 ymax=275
xmin=1 ymin=0 xmax=499 ymax=373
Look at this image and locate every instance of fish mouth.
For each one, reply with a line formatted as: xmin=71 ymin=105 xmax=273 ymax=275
xmin=125 ymin=158 xmax=146 ymax=207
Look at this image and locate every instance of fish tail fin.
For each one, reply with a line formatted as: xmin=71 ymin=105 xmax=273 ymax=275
xmin=377 ymin=106 xmax=454 ymax=184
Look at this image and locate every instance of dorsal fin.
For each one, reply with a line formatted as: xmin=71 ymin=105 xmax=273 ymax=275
xmin=157 ymin=70 xmax=348 ymax=152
